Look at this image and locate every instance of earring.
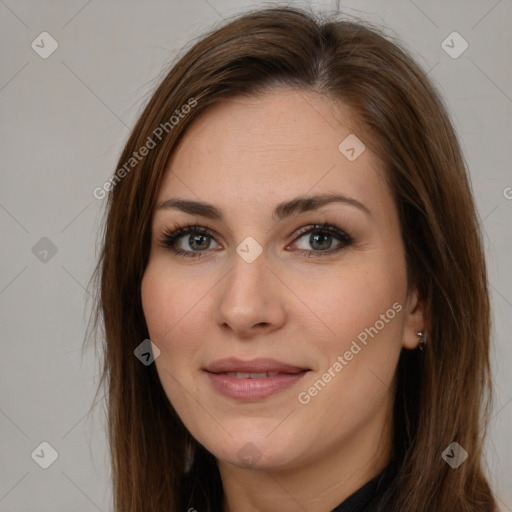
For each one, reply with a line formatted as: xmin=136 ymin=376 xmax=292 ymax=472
xmin=416 ymin=330 xmax=427 ymax=351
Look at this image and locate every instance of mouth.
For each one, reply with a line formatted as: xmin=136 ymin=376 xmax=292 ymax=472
xmin=205 ymin=357 xmax=308 ymax=374
xmin=222 ymin=371 xmax=281 ymax=378
xmin=204 ymin=358 xmax=310 ymax=400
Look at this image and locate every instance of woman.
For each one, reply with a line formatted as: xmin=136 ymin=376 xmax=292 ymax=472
xmin=89 ymin=5 xmax=497 ymax=511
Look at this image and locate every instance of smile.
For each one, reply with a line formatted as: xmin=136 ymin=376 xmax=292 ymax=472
xmin=204 ymin=358 xmax=310 ymax=400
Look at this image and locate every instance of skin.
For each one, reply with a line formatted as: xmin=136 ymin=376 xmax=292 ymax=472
xmin=141 ymin=88 xmax=425 ymax=512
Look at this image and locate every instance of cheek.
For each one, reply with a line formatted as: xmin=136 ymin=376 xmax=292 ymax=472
xmin=141 ymin=261 xmax=216 ymax=394
xmin=141 ymin=267 xmax=175 ymax=340
xmin=301 ymin=260 xmax=406 ymax=346
xmin=299 ymin=267 xmax=405 ymax=422
xmin=298 ymin=256 xmax=407 ymax=413
xmin=141 ymin=261 xmax=208 ymax=342
xmin=141 ymin=264 xmax=203 ymax=403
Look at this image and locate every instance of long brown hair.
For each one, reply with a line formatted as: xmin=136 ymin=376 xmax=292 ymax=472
xmin=87 ymin=5 xmax=496 ymax=511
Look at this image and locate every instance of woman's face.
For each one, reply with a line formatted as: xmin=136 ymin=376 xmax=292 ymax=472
xmin=141 ymin=89 xmax=423 ymax=471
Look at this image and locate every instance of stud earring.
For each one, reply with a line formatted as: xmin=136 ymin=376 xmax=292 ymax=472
xmin=416 ymin=330 xmax=427 ymax=351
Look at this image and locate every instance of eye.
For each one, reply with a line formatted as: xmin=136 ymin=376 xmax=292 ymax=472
xmin=158 ymin=223 xmax=221 ymax=258
xmin=288 ymin=224 xmax=353 ymax=257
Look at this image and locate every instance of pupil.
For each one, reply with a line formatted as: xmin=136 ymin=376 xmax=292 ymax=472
xmin=189 ymin=234 xmax=210 ymax=250
xmin=311 ymin=233 xmax=331 ymax=250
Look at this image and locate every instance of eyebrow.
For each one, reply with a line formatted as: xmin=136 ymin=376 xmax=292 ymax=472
xmin=156 ymin=193 xmax=371 ymax=221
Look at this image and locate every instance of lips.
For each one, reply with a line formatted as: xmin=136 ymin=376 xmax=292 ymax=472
xmin=204 ymin=358 xmax=309 ymax=400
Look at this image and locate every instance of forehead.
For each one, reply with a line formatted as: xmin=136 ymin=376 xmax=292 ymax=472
xmin=158 ymin=89 xmax=388 ymax=214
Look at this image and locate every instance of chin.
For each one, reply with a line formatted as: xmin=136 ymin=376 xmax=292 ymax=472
xmin=200 ymin=428 xmax=306 ymax=471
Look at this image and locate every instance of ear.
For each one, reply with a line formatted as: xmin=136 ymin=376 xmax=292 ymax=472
xmin=402 ymin=289 xmax=426 ymax=350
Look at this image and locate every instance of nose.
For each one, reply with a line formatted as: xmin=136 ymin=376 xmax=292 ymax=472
xmin=213 ymin=250 xmax=287 ymax=339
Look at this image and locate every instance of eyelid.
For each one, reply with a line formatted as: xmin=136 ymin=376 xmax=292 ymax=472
xmin=286 ymin=224 xmax=353 ymax=254
xmin=158 ymin=223 xmax=222 ymax=250
xmin=289 ymin=223 xmax=351 ymax=241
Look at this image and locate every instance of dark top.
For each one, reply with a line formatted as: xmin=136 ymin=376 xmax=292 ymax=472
xmin=331 ymin=466 xmax=391 ymax=512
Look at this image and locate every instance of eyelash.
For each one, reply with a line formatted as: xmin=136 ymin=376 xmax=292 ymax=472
xmin=157 ymin=222 xmax=354 ymax=259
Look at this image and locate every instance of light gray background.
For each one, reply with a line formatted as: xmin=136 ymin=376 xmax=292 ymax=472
xmin=0 ymin=0 xmax=510 ymax=510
